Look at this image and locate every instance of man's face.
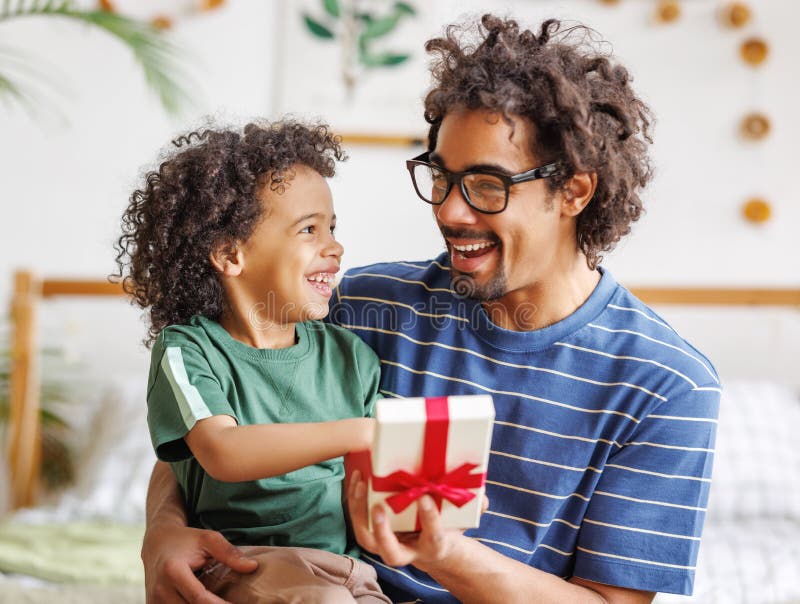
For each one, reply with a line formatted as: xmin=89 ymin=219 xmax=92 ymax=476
xmin=431 ymin=108 xmax=570 ymax=303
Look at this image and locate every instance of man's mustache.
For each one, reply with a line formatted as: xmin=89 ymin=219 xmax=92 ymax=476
xmin=440 ymin=226 xmax=500 ymax=243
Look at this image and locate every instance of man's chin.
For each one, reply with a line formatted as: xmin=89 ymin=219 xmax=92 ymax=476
xmin=449 ymin=269 xmax=507 ymax=301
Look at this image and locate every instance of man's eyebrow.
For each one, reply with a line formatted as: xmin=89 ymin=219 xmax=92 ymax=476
xmin=428 ymin=151 xmax=515 ymax=176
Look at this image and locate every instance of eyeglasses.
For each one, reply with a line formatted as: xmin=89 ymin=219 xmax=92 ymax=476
xmin=405 ymin=152 xmax=560 ymax=214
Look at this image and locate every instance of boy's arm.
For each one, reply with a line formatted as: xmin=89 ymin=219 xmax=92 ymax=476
xmin=142 ymin=461 xmax=257 ymax=604
xmin=184 ymin=415 xmax=374 ymax=482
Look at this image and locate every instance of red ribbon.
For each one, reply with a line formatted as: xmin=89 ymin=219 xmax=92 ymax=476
xmin=370 ymin=397 xmax=486 ymax=527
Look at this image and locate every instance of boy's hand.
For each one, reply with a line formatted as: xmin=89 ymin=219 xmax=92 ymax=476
xmin=142 ymin=524 xmax=257 ymax=603
xmin=346 ymin=417 xmax=376 ymax=452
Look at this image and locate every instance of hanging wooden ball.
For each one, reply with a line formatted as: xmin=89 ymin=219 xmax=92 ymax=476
xmin=150 ymin=15 xmax=173 ymax=30
xmin=740 ymin=113 xmax=771 ymax=140
xmin=742 ymin=198 xmax=772 ymax=224
xmin=655 ymin=1 xmax=681 ymax=23
xmin=598 ymin=0 xmax=621 ymax=5
xmin=740 ymin=38 xmax=769 ymax=66
xmin=200 ymin=0 xmax=226 ymax=10
xmin=719 ymin=3 xmax=752 ymax=28
xmin=98 ymin=0 xmax=115 ymax=12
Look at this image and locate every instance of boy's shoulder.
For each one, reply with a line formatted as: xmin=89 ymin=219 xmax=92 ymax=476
xmin=154 ymin=316 xmax=214 ymax=353
xmin=305 ymin=319 xmax=372 ymax=351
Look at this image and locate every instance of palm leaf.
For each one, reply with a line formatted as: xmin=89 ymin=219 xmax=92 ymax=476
xmin=0 ymin=1 xmax=192 ymax=116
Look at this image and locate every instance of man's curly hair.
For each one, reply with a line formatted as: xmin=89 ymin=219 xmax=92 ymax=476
xmin=115 ymin=120 xmax=346 ymax=346
xmin=424 ymin=15 xmax=654 ymax=268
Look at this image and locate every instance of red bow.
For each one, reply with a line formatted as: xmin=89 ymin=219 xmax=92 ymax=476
xmin=370 ymin=397 xmax=486 ymax=526
xmin=373 ymin=462 xmax=484 ymax=514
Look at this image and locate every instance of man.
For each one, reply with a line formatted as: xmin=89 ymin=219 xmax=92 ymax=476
xmin=142 ymin=15 xmax=719 ymax=603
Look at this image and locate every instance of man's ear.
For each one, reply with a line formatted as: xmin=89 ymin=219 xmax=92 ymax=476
xmin=209 ymin=241 xmax=244 ymax=277
xmin=560 ymin=172 xmax=597 ymax=218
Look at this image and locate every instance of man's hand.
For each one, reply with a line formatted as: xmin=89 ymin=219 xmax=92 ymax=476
xmin=142 ymin=524 xmax=257 ymax=604
xmin=346 ymin=470 xmax=487 ymax=568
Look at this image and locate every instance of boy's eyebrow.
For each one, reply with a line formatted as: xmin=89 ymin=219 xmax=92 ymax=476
xmin=290 ymin=212 xmax=335 ymax=227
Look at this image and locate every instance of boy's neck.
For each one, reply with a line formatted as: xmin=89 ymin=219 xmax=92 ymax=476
xmin=218 ymin=306 xmax=297 ymax=350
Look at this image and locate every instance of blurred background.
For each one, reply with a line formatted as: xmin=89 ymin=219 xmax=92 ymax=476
xmin=0 ymin=1 xmax=798 ymax=602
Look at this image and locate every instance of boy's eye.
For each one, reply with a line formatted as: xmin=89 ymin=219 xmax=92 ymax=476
xmin=300 ymin=225 xmax=314 ymax=234
xmin=330 ymin=225 xmax=336 ymax=236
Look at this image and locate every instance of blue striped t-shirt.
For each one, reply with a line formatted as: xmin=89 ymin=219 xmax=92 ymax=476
xmin=329 ymin=254 xmax=720 ymax=602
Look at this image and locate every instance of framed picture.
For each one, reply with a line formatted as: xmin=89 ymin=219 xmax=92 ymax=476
xmin=271 ymin=0 xmax=436 ymax=138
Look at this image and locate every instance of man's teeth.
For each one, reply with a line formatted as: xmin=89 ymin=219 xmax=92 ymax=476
xmin=452 ymin=242 xmax=495 ymax=252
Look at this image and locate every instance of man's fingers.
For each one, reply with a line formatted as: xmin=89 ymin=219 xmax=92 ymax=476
xmin=169 ymin=561 xmax=230 ymax=604
xmin=202 ymin=532 xmax=257 ymax=573
xmin=348 ymin=474 xmax=380 ymax=553
xmin=371 ymin=503 xmax=413 ymax=567
xmin=416 ymin=496 xmax=446 ymax=556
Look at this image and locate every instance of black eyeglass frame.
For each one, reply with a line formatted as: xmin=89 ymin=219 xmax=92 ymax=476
xmin=405 ymin=151 xmax=560 ymax=214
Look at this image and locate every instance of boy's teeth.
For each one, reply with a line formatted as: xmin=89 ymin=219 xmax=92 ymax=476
xmin=309 ymin=273 xmax=332 ymax=283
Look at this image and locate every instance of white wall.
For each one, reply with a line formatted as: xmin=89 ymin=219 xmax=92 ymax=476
xmin=0 ymin=0 xmax=798 ymax=385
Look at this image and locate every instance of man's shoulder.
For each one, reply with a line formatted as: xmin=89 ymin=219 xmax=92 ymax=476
xmin=339 ymin=255 xmax=452 ymax=299
xmin=595 ymin=283 xmax=720 ymax=387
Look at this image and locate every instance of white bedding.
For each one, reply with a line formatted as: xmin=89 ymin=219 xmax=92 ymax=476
xmin=654 ymin=380 xmax=800 ymax=603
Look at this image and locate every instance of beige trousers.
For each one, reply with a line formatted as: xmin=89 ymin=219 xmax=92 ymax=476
xmin=200 ymin=545 xmax=391 ymax=604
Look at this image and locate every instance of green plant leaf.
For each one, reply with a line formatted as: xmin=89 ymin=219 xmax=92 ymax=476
xmin=322 ymin=0 xmax=339 ymax=19
xmin=394 ymin=2 xmax=416 ymax=16
xmin=360 ymin=51 xmax=410 ymax=67
xmin=361 ymin=15 xmax=399 ymax=39
xmin=303 ymin=14 xmax=334 ymax=39
xmin=0 ymin=2 xmax=193 ymax=117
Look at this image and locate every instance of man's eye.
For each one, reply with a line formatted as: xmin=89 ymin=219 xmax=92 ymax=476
xmin=300 ymin=225 xmax=314 ymax=234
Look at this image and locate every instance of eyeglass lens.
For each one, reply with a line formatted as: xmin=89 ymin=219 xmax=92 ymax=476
xmin=412 ymin=164 xmax=507 ymax=213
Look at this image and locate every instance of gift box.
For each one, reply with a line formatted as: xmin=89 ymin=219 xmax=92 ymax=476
xmin=348 ymin=395 xmax=495 ymax=532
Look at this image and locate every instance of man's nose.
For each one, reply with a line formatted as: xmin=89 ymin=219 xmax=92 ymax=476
xmin=434 ymin=182 xmax=478 ymax=225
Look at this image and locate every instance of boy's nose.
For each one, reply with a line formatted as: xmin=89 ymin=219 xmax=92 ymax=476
xmin=325 ymin=236 xmax=344 ymax=260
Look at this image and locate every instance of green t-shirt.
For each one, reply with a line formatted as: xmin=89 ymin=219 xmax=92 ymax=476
xmin=146 ymin=316 xmax=381 ymax=556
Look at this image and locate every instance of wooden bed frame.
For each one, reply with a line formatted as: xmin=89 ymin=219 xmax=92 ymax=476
xmin=5 ymin=269 xmax=800 ymax=510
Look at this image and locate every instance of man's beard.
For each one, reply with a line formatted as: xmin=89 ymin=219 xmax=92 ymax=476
xmin=450 ymin=266 xmax=508 ymax=301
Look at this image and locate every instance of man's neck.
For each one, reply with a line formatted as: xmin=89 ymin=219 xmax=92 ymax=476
xmin=481 ymin=256 xmax=600 ymax=332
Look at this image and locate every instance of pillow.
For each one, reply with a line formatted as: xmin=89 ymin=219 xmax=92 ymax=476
xmin=706 ymin=380 xmax=800 ymax=521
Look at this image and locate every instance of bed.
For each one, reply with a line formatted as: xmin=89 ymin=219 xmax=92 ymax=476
xmin=2 ymin=270 xmax=799 ymax=603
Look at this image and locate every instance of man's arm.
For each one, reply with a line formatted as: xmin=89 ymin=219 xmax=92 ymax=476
xmin=141 ymin=461 xmax=257 ymax=604
xmin=347 ymin=472 xmax=654 ymax=604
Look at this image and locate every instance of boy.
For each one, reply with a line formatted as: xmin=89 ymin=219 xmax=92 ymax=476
xmin=116 ymin=120 xmax=390 ymax=603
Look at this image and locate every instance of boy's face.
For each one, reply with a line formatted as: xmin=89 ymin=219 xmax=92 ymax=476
xmin=431 ymin=108 xmax=574 ymax=302
xmin=238 ymin=164 xmax=343 ymax=325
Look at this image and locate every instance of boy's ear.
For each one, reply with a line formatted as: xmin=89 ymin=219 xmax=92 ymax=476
xmin=560 ymin=172 xmax=597 ymax=218
xmin=209 ymin=241 xmax=244 ymax=277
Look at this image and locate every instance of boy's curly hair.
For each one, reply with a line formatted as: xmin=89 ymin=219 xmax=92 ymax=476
xmin=424 ymin=15 xmax=654 ymax=268
xmin=115 ymin=120 xmax=346 ymax=346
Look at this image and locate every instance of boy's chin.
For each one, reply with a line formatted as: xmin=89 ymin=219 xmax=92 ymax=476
xmin=300 ymin=303 xmax=330 ymax=322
